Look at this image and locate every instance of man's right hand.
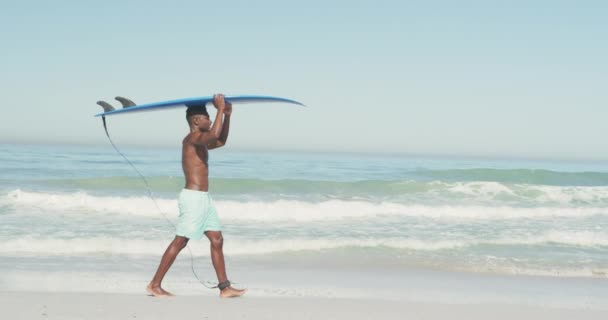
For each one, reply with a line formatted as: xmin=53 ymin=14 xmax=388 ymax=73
xmin=213 ymin=94 xmax=226 ymax=110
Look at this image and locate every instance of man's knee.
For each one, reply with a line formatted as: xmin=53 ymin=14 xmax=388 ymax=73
xmin=173 ymin=236 xmax=189 ymax=249
xmin=211 ymin=236 xmax=223 ymax=249
xmin=206 ymin=232 xmax=223 ymax=249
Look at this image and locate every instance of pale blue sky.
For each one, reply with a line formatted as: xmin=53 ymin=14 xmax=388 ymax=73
xmin=1 ymin=0 xmax=606 ymax=159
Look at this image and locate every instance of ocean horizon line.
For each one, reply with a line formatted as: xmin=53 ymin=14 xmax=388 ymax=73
xmin=2 ymin=141 xmax=608 ymax=163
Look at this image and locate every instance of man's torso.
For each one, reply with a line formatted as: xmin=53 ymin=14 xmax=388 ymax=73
xmin=182 ymin=135 xmax=209 ymax=191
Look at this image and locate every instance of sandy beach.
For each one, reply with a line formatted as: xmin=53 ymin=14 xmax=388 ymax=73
xmin=3 ymin=256 xmax=608 ymax=320
xmin=3 ymin=291 xmax=607 ymax=320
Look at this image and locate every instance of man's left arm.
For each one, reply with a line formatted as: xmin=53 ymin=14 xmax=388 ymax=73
xmin=208 ymin=103 xmax=231 ymax=149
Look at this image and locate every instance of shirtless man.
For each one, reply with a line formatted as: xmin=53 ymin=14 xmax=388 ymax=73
xmin=147 ymin=94 xmax=246 ymax=298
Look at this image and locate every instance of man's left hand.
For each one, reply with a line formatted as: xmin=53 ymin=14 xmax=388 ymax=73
xmin=224 ymin=102 xmax=233 ymax=116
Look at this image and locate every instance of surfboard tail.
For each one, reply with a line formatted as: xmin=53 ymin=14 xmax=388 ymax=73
xmin=96 ymin=101 xmax=116 ymax=112
xmin=115 ymin=96 xmax=137 ymax=108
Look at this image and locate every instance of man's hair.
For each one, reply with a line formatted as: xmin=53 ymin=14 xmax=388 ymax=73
xmin=186 ymin=105 xmax=209 ymax=120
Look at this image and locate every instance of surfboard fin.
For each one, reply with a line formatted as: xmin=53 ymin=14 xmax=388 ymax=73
xmin=115 ymin=96 xmax=137 ymax=108
xmin=96 ymin=101 xmax=116 ymax=113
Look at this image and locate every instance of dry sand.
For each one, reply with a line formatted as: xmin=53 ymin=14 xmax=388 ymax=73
xmin=3 ymin=291 xmax=607 ymax=320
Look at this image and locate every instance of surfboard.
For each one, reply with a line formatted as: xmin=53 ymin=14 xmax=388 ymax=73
xmin=95 ymin=95 xmax=305 ymax=117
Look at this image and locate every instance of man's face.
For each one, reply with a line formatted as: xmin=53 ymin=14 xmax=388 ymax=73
xmin=194 ymin=115 xmax=211 ymax=131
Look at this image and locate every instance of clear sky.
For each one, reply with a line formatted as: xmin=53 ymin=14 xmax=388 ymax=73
xmin=1 ymin=0 xmax=606 ymax=159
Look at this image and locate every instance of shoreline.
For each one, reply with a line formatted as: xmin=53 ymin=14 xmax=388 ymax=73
xmin=4 ymin=255 xmax=608 ymax=311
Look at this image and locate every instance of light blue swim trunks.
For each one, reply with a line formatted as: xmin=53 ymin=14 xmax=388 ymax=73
xmin=176 ymin=189 xmax=222 ymax=240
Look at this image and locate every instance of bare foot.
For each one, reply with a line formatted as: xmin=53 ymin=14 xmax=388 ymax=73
xmin=146 ymin=284 xmax=174 ymax=297
xmin=219 ymin=286 xmax=247 ymax=298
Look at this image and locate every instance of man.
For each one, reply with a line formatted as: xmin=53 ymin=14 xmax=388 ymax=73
xmin=147 ymin=94 xmax=246 ymax=298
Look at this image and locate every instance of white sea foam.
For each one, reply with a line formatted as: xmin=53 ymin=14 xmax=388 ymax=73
xmin=0 ymin=236 xmax=469 ymax=256
xmin=445 ymin=181 xmax=516 ymax=197
xmin=493 ymin=231 xmax=608 ymax=247
xmin=3 ymin=189 xmax=608 ymax=221
xmin=3 ymin=189 xmax=178 ymax=217
xmin=1 ymin=231 xmax=607 ymax=257
xmin=443 ymin=181 xmax=608 ymax=204
xmin=526 ymin=185 xmax=608 ymax=205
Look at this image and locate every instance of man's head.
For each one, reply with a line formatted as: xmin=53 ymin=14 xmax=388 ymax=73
xmin=186 ymin=105 xmax=211 ymax=131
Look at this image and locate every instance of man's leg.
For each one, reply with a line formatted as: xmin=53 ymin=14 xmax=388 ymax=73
xmin=204 ymin=231 xmax=246 ymax=298
xmin=147 ymin=235 xmax=189 ymax=297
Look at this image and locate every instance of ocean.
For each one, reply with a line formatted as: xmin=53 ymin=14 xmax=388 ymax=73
xmin=1 ymin=143 xmax=607 ymax=305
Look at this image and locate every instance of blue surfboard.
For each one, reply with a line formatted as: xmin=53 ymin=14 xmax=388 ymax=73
xmin=95 ymin=95 xmax=305 ymax=117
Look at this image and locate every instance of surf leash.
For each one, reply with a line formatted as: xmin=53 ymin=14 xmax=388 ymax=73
xmin=99 ymin=111 xmax=218 ymax=290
